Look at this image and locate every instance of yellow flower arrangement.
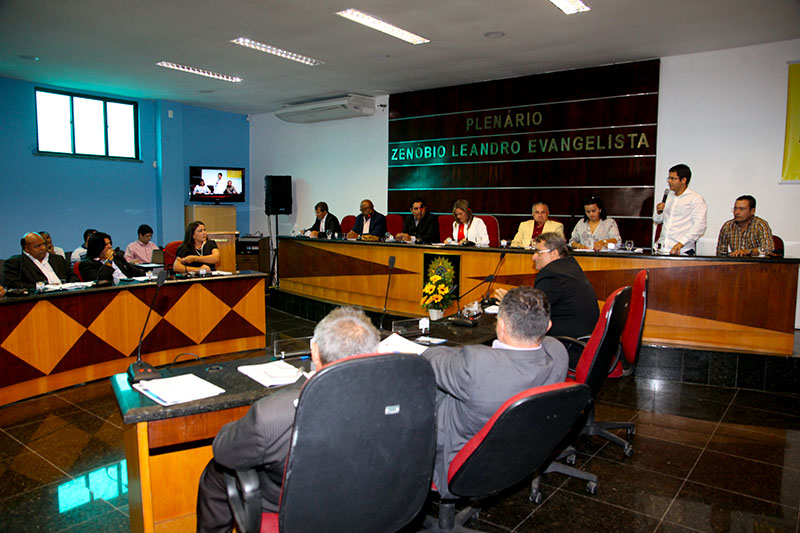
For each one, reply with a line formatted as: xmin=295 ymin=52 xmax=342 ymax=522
xmin=421 ymin=257 xmax=456 ymax=311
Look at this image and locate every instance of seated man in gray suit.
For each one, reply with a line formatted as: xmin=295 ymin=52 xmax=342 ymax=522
xmin=196 ymin=307 xmax=381 ymax=533
xmin=4 ymin=232 xmax=74 ymax=289
xmin=422 ymin=286 xmax=568 ymax=498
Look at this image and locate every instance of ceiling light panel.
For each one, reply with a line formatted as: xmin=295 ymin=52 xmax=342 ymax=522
xmin=156 ymin=61 xmax=242 ymax=82
xmin=548 ymin=0 xmax=590 ymax=15
xmin=335 ymin=9 xmax=430 ymax=45
xmin=231 ymin=38 xmax=325 ymax=66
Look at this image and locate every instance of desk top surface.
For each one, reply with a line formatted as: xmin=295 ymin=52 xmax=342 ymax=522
xmin=1 ymin=270 xmax=267 ymax=305
xmin=278 ymin=235 xmax=798 ymax=264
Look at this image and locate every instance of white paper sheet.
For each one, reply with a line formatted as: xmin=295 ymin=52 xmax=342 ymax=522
xmin=132 ymin=373 xmax=225 ymax=406
xmin=238 ymin=360 xmax=304 ymax=388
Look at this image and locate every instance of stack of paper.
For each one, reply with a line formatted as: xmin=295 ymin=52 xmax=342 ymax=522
xmin=378 ymin=333 xmax=427 ymax=355
xmin=132 ymin=373 xmax=226 ymax=406
xmin=238 ymin=360 xmax=304 ymax=388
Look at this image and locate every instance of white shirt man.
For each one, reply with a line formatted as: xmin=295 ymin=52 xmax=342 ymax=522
xmin=653 ymin=164 xmax=707 ymax=255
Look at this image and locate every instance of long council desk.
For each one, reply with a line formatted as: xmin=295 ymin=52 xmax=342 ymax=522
xmin=279 ymin=237 xmax=799 ymax=355
xmin=0 ymin=271 xmax=267 ymax=405
xmin=113 ymin=353 xmax=306 ymax=532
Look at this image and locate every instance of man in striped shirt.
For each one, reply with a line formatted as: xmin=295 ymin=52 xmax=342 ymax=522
xmin=716 ymin=195 xmax=774 ymax=257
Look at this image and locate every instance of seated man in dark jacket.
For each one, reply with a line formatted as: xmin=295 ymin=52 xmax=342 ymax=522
xmin=4 ymin=232 xmax=75 ymax=289
xmin=307 ymin=201 xmax=341 ymax=237
xmin=396 ymin=197 xmax=440 ymax=244
xmin=79 ymin=232 xmax=144 ymax=282
xmin=347 ymin=199 xmax=387 ymax=239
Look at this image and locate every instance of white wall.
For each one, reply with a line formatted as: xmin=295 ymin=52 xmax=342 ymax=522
xmin=657 ymin=39 xmax=800 ymax=257
xmin=248 ymin=95 xmax=389 ymax=236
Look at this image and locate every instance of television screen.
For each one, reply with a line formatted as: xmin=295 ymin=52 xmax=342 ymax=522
xmin=189 ymin=166 xmax=245 ymax=203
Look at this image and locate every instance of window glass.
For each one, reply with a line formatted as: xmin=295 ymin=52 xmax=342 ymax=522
xmin=107 ymin=102 xmax=136 ymax=158
xmin=73 ymin=97 xmax=106 ymax=156
xmin=36 ymin=91 xmax=72 ymax=153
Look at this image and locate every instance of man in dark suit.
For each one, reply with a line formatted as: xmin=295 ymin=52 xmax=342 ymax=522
xmin=347 ymin=199 xmax=387 ymax=239
xmin=196 ymin=307 xmax=381 ymax=533
xmin=4 ymin=232 xmax=74 ymax=289
xmin=307 ymin=201 xmax=341 ymax=237
xmin=422 ymin=286 xmax=569 ymax=498
xmin=396 ymin=196 xmax=440 ymax=244
xmin=78 ymin=232 xmax=144 ymax=282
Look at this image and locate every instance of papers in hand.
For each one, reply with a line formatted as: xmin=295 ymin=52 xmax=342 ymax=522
xmin=238 ymin=360 xmax=304 ymax=388
xmin=132 ymin=373 xmax=225 ymax=406
xmin=378 ymin=333 xmax=427 ymax=355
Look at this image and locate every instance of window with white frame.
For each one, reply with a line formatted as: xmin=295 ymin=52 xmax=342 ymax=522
xmin=35 ymin=89 xmax=139 ymax=159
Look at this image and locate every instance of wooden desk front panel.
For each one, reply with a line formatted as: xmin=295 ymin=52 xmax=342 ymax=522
xmin=278 ymin=239 xmax=798 ymax=355
xmin=0 ymin=276 xmax=267 ymax=405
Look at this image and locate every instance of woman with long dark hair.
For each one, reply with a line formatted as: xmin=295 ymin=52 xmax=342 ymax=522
xmin=569 ymin=196 xmax=621 ymax=250
xmin=174 ymin=221 xmax=220 ymax=273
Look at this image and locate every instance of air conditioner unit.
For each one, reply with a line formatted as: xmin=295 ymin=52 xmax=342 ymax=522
xmin=275 ymin=94 xmax=375 ymax=123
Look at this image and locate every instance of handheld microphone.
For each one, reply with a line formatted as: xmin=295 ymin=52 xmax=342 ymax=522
xmin=481 ymin=252 xmax=506 ymax=307
xmin=127 ymin=269 xmax=168 ymax=383
xmin=378 ymin=256 xmax=396 ymax=331
xmin=661 ymin=188 xmax=669 ymax=204
xmin=449 ymin=275 xmax=495 ymax=327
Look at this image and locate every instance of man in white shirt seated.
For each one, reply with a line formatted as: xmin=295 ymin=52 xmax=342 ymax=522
xmin=70 ymin=228 xmax=96 ymax=267
xmin=124 ymin=224 xmax=160 ymax=264
xmin=653 ymin=163 xmax=707 ymax=255
xmin=4 ymin=232 xmax=74 ymax=289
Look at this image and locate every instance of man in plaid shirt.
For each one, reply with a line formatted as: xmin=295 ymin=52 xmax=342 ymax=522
xmin=716 ymin=195 xmax=774 ymax=257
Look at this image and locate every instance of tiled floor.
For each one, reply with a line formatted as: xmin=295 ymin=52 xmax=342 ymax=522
xmin=1 ymin=310 xmax=798 ymax=532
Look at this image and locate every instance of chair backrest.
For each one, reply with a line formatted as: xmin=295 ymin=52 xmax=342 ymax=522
xmin=447 ymin=382 xmax=590 ymax=499
xmin=386 ymin=214 xmax=404 ymax=236
xmin=163 ymin=240 xmax=182 ymax=270
xmin=340 ymin=215 xmax=356 ymax=234
xmin=772 ymin=235 xmax=784 ymax=257
xmin=278 ymin=352 xmax=437 ymax=533
xmin=574 ymin=286 xmax=632 ymax=397
xmin=477 ymin=215 xmax=500 ymax=248
xmin=620 ymin=270 xmax=648 ymax=365
xmin=438 ymin=215 xmax=453 ymax=242
xmin=73 ymin=261 xmax=84 ymax=282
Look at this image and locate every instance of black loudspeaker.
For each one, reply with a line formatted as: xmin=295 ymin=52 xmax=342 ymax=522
xmin=265 ymin=175 xmax=292 ymax=215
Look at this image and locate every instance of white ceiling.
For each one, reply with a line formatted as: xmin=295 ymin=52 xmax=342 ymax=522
xmin=1 ymin=0 xmax=799 ymax=115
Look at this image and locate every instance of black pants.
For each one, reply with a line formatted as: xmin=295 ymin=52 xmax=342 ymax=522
xmin=196 ymin=459 xmax=235 ymax=533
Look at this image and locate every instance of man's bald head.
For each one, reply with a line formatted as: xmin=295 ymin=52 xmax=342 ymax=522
xmin=21 ymin=232 xmax=47 ymax=261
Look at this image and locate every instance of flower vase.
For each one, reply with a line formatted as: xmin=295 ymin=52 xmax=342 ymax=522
xmin=428 ymin=309 xmax=444 ymax=321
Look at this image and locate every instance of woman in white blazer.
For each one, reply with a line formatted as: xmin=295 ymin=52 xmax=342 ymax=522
xmin=447 ymin=199 xmax=489 ymax=246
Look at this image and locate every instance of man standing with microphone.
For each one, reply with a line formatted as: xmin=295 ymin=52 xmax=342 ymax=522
xmin=653 ymin=163 xmax=707 ymax=255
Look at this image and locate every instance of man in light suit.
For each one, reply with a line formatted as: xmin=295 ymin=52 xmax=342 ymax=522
xmin=4 ymin=232 xmax=74 ymax=289
xmin=196 ymin=307 xmax=380 ymax=533
xmin=422 ymin=286 xmax=569 ymax=498
xmin=510 ymin=201 xmax=565 ymax=247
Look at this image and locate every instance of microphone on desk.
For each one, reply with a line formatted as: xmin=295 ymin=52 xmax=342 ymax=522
xmin=127 ymin=269 xmax=168 ymax=384
xmin=379 ymin=255 xmax=396 ymax=331
xmin=481 ymin=252 xmax=505 ymax=307
xmin=449 ymin=274 xmax=495 ymax=327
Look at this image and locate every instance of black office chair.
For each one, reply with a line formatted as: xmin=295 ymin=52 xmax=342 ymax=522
xmin=225 ymin=352 xmax=437 ymax=533
xmin=530 ymin=285 xmax=632 ymax=502
xmin=423 ymin=382 xmax=591 ymax=533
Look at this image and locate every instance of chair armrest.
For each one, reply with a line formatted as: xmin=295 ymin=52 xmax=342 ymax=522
xmin=224 ymin=469 xmax=262 ymax=533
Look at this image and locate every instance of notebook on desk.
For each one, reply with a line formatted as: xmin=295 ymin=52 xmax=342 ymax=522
xmin=151 ymin=249 xmax=164 ymax=264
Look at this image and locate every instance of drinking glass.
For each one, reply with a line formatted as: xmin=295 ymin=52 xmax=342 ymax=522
xmin=326 ymin=229 xmax=332 ymax=239
xmin=625 ymin=240 xmax=634 ymax=252
xmin=758 ymin=245 xmax=767 ymax=257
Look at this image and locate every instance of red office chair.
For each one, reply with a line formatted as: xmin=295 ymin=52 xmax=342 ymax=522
xmin=438 ymin=215 xmax=453 ymax=242
xmin=772 ymin=235 xmax=784 ymax=257
xmin=477 ymin=215 xmax=500 ymax=248
xmin=423 ymin=382 xmax=590 ymax=532
xmin=386 ymin=214 xmax=404 ymax=236
xmin=340 ymin=215 xmax=356 ymax=235
xmin=226 ymin=352 xmax=437 ymax=533
xmin=609 ymin=269 xmax=649 ymax=378
xmin=163 ymin=240 xmax=182 ymax=270
xmin=530 ymin=285 xmax=632 ymax=502
xmin=73 ymin=261 xmax=84 ymax=282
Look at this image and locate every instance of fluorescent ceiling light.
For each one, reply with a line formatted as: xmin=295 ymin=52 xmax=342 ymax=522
xmin=230 ymin=37 xmax=325 ymax=66
xmin=156 ymin=61 xmax=242 ymax=82
xmin=335 ymin=9 xmax=430 ymax=45
xmin=548 ymin=0 xmax=590 ymax=15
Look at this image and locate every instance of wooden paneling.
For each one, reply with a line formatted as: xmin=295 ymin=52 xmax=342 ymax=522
xmin=184 ymin=205 xmax=237 ymax=231
xmin=388 ymin=59 xmax=659 ymax=248
xmin=279 ymin=238 xmax=799 ymax=355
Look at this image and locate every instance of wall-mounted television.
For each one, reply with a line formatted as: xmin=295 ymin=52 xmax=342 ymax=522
xmin=188 ymin=166 xmax=245 ymax=203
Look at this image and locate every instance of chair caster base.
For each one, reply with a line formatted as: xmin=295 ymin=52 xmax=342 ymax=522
xmin=586 ymin=480 xmax=598 ymax=495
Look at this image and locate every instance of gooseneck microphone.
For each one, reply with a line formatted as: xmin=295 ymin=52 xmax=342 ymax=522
xmin=128 ymin=269 xmax=168 ymax=383
xmin=481 ymin=252 xmax=506 ymax=307
xmin=378 ymin=256 xmax=396 ymax=331
xmin=449 ymin=275 xmax=495 ymax=327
